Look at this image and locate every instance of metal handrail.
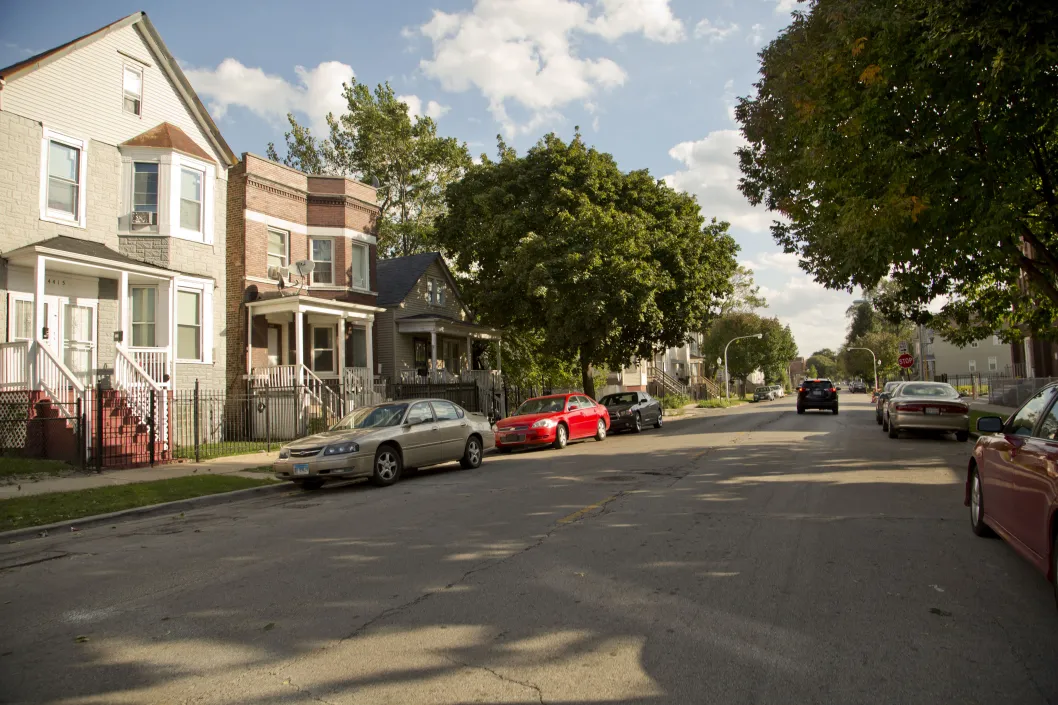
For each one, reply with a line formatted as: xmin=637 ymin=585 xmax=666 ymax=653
xmin=114 ymin=346 xmax=169 ymax=447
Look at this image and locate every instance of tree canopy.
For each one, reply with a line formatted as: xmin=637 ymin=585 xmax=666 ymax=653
xmin=719 ymin=265 xmax=768 ymax=316
xmin=266 ymin=80 xmax=471 ymax=257
xmin=699 ymin=312 xmax=798 ymax=386
xmin=433 ymin=132 xmax=738 ymax=397
xmin=736 ymin=0 xmax=1058 ymax=345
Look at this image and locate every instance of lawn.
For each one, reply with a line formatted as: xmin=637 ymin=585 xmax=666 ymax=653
xmin=0 ymin=475 xmax=275 ymax=532
xmin=0 ymin=457 xmax=73 ymax=480
xmin=172 ymin=441 xmax=275 ymax=461
xmin=696 ymin=398 xmax=749 ymax=409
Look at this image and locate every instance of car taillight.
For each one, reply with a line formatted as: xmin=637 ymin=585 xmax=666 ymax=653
xmin=797 ymin=387 xmax=805 ymax=393
xmin=893 ymin=402 xmax=924 ymax=412
xmin=828 ymin=388 xmax=836 ymax=393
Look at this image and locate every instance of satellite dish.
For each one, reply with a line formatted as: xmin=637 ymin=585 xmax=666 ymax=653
xmin=294 ymin=260 xmax=315 ymax=277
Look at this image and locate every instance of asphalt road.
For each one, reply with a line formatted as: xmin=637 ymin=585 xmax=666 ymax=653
xmin=1 ymin=395 xmax=1056 ymax=704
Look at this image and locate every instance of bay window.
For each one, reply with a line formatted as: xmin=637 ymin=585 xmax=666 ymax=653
xmin=132 ymin=162 xmax=158 ymax=229
xmin=180 ymin=167 xmax=203 ymax=233
xmin=177 ymin=290 xmax=201 ymax=360
xmin=350 ymin=242 xmax=368 ymax=289
xmin=310 ymin=238 xmax=333 ymax=285
xmin=130 ymin=287 xmax=156 ymax=347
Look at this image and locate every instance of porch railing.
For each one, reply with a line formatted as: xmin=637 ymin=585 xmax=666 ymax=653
xmin=0 ymin=340 xmax=30 ymax=390
xmin=115 ymin=346 xmax=169 ymax=448
xmin=130 ymin=347 xmax=171 ymax=387
xmin=36 ymin=340 xmax=84 ymax=419
xmin=302 ymin=365 xmax=344 ymax=422
xmin=252 ymin=364 xmax=344 ymax=424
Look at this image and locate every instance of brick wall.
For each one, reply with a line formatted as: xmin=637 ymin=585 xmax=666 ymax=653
xmin=225 ymin=160 xmax=248 ymax=391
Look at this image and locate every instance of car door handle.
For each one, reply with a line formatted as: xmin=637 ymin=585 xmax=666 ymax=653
xmin=431 ymin=425 xmax=439 ymax=431
xmin=460 ymin=422 xmax=468 ymax=427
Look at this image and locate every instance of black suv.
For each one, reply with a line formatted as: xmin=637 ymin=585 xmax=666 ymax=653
xmin=797 ymin=378 xmax=839 ymax=414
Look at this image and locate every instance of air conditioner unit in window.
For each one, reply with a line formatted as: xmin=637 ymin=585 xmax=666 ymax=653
xmin=131 ymin=211 xmax=156 ymax=226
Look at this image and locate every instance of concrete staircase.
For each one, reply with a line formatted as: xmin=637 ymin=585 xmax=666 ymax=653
xmin=96 ymin=389 xmax=169 ymax=468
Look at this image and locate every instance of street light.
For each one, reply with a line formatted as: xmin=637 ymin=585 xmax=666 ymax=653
xmin=848 ymin=346 xmax=878 ymax=392
xmin=724 ymin=333 xmax=763 ymax=401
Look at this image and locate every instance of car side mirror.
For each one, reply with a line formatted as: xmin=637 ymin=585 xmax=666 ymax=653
xmin=976 ymin=416 xmax=1004 ymax=434
xmin=567 ymin=404 xmax=579 ymax=411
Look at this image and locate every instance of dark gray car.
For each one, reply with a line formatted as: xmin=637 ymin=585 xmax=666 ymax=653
xmin=599 ymin=391 xmax=663 ymax=433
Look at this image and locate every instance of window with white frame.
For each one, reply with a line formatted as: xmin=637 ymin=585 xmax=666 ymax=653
xmin=179 ymin=167 xmax=203 ymax=233
xmin=176 ymin=290 xmax=201 ymax=360
xmin=350 ymin=242 xmax=368 ymax=289
xmin=310 ymin=238 xmax=334 ymax=285
xmin=123 ymin=64 xmax=143 ymax=116
xmin=10 ymin=297 xmax=36 ymax=340
xmin=993 ymin=335 xmax=1001 ymax=346
xmin=312 ymin=326 xmax=335 ymax=372
xmin=267 ymin=228 xmax=288 ymax=270
xmin=988 ymin=356 xmax=998 ymax=371
xmin=44 ymin=134 xmax=85 ymax=223
xmin=428 ymin=277 xmax=445 ymax=306
xmin=130 ymin=287 xmax=156 ymax=347
xmin=969 ymin=359 xmax=977 ymax=372
xmin=132 ymin=162 xmax=158 ymax=229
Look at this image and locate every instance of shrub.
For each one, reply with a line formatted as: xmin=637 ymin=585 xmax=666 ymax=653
xmin=659 ymin=393 xmax=691 ymax=409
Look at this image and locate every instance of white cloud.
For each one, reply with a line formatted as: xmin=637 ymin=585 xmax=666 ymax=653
xmin=749 ymin=23 xmax=765 ymax=46
xmin=397 ymin=94 xmax=451 ymax=120
xmin=184 ymin=59 xmax=353 ymax=135
xmin=694 ymin=19 xmax=739 ymax=43
xmin=775 ymin=0 xmax=800 ymax=14
xmin=756 ymin=274 xmax=855 ymax=355
xmin=416 ymin=0 xmax=684 ymax=136
xmin=740 ymin=251 xmax=803 ymax=275
xmin=664 ymin=129 xmax=775 ymax=233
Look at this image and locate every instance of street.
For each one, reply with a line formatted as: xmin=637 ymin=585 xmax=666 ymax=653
xmin=1 ymin=396 xmax=1056 ymax=705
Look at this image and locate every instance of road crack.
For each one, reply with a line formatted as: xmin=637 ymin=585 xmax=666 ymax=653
xmin=443 ymin=655 xmax=546 ymax=704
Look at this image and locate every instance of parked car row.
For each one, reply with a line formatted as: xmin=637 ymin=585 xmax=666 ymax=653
xmin=753 ymin=385 xmax=786 ymax=402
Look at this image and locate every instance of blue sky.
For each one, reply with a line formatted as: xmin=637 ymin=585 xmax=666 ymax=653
xmin=2 ymin=0 xmax=857 ymax=355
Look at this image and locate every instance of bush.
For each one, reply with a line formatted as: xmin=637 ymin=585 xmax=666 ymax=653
xmin=696 ymin=398 xmax=747 ymax=409
xmin=659 ymin=393 xmax=691 ymax=409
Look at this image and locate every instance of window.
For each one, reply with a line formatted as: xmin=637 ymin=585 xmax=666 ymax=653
xmin=179 ymin=167 xmax=203 ymax=232
xmin=442 ymin=339 xmax=460 ymax=371
xmin=176 ymin=290 xmax=201 ymax=360
xmin=132 ymin=162 xmax=158 ymax=228
xmin=1006 ymin=388 xmax=1056 ymax=437
xmin=993 ymin=335 xmax=1001 ymax=346
xmin=988 ymin=356 xmax=998 ymax=372
xmin=1037 ymin=399 xmax=1058 ymax=440
xmin=267 ymin=228 xmax=288 ymax=270
xmin=11 ymin=298 xmax=35 ymax=340
xmin=130 ymin=287 xmax=156 ymax=347
xmin=123 ymin=65 xmax=142 ymax=116
xmin=310 ymin=238 xmax=334 ymax=285
xmin=428 ymin=277 xmax=445 ymax=306
xmin=46 ymin=139 xmax=82 ymax=220
xmin=350 ymin=326 xmax=367 ymax=367
xmin=970 ymin=340 xmax=980 ymax=348
xmin=312 ymin=326 xmax=334 ymax=373
xmin=406 ymin=402 xmax=434 ymax=425
xmin=968 ymin=359 xmax=977 ymax=372
xmin=350 ymin=243 xmax=368 ymax=289
xmin=431 ymin=400 xmax=460 ymax=421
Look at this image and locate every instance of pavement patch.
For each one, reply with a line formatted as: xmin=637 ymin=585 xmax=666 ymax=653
xmin=557 ymin=494 xmax=621 ymax=524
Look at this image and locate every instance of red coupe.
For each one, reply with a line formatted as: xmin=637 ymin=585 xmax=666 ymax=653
xmin=495 ymin=393 xmax=609 ymax=452
xmin=967 ymin=383 xmax=1058 ymax=607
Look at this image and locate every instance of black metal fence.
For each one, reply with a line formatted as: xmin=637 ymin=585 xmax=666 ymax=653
xmin=0 ymin=390 xmax=86 ymax=469
xmin=384 ymin=381 xmax=482 ymax=412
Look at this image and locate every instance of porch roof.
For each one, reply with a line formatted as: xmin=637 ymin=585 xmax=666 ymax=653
xmin=246 ymin=293 xmax=386 ymax=320
xmin=395 ymin=313 xmax=501 ymax=340
xmin=3 ymin=236 xmax=181 ymax=279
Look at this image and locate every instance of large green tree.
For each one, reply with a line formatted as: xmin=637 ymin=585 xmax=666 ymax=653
xmin=736 ymin=0 xmax=1058 ymax=345
xmin=434 ymin=133 xmax=738 ymax=398
xmin=267 ymin=80 xmax=471 ymax=257
xmin=700 ymin=312 xmax=798 ymax=386
xmin=719 ymin=265 xmax=768 ymax=315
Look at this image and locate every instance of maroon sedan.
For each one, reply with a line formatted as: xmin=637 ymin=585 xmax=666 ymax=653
xmin=967 ymin=384 xmax=1058 ymax=607
xmin=495 ymin=393 xmax=609 ymax=452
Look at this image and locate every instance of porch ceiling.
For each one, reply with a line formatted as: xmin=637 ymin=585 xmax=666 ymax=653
xmin=395 ymin=314 xmax=500 ymax=340
xmin=247 ymin=293 xmax=385 ymax=320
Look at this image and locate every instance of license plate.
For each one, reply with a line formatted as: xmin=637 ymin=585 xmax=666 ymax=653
xmin=925 ymin=408 xmax=940 ymax=415
xmin=504 ymin=434 xmax=524 ymax=443
xmin=294 ymin=464 xmax=310 ymax=475
xmin=810 ymin=391 xmax=822 ymax=398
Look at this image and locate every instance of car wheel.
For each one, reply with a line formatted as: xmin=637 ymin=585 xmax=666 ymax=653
xmin=552 ymin=423 xmax=568 ymax=450
xmin=633 ymin=413 xmax=642 ymax=433
xmin=594 ymin=419 xmax=607 ymax=441
xmin=298 ymin=478 xmax=324 ymax=491
xmin=969 ymin=465 xmax=994 ymax=537
xmin=654 ymin=411 xmax=663 ymax=429
xmin=888 ymin=421 xmax=899 ymax=439
xmin=796 ymin=406 xmax=805 ymax=415
xmin=371 ymin=445 xmax=403 ymax=486
xmin=881 ymin=414 xmax=889 ymax=432
xmin=460 ymin=436 xmax=483 ymax=469
xmin=876 ymin=413 xmax=882 ymax=425
xmin=956 ymin=431 xmax=969 ymax=443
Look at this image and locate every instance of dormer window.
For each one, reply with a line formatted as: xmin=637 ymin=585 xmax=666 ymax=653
xmin=123 ymin=65 xmax=143 ymax=116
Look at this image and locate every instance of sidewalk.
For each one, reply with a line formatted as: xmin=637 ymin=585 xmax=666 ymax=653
xmin=0 ymin=451 xmax=280 ymax=499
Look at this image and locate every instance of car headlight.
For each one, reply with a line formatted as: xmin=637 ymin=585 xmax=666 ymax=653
xmin=278 ymin=448 xmax=290 ymax=459
xmin=531 ymin=418 xmax=558 ymax=429
xmin=324 ymin=441 xmax=360 ymax=456
xmin=620 ymin=409 xmax=633 ymax=417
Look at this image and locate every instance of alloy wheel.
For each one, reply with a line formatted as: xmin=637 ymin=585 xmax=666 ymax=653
xmin=595 ymin=419 xmax=606 ymax=441
xmin=376 ymin=451 xmax=398 ymax=481
xmin=468 ymin=439 xmax=481 ymax=465
xmin=971 ymin=473 xmax=982 ymax=527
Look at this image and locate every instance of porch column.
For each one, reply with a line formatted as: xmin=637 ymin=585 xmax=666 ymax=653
xmin=32 ymin=255 xmax=45 ymax=388
xmin=430 ymin=330 xmax=438 ymax=381
xmin=294 ymin=311 xmax=304 ymax=369
xmin=466 ymin=334 xmax=473 ymax=372
xmin=338 ymin=318 xmax=347 ymax=376
xmin=365 ymin=318 xmax=374 ymax=380
xmin=117 ymin=271 xmax=129 ymax=349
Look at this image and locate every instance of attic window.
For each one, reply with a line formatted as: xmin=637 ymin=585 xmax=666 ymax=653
xmin=123 ymin=65 xmax=143 ymax=116
xmin=428 ymin=277 xmax=445 ymax=306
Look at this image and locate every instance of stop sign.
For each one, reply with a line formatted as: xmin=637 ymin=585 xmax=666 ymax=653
xmin=898 ymin=353 xmax=915 ymax=368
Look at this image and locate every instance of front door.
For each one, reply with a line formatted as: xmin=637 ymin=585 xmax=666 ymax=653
xmin=62 ymin=301 xmax=96 ymax=385
xmin=267 ymin=326 xmax=282 ymax=366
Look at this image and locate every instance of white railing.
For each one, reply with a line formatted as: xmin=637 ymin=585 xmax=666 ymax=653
xmin=251 ymin=364 xmax=344 ymax=423
xmin=344 ymin=367 xmax=381 ymax=409
xmin=0 ymin=340 xmax=30 ymax=390
xmin=253 ymin=364 xmax=299 ymax=388
xmin=36 ymin=340 xmax=84 ymax=419
xmin=114 ymin=346 xmax=169 ymax=448
xmin=130 ymin=347 xmax=170 ymax=387
xmin=302 ymin=365 xmax=344 ymax=422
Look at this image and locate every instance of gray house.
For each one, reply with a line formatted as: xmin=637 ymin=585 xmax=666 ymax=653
xmin=928 ymin=333 xmax=1015 ymax=378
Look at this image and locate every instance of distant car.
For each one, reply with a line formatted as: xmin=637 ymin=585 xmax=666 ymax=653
xmin=850 ymin=381 xmax=868 ymax=393
xmin=599 ymin=391 xmax=663 ymax=433
xmin=875 ymin=381 xmax=906 ymax=424
xmin=967 ymin=384 xmax=1058 ymax=608
xmin=770 ymin=384 xmax=785 ymax=398
xmin=882 ymin=382 xmax=969 ymax=441
xmin=495 ymin=393 xmax=609 ymax=451
xmin=754 ymin=386 xmax=777 ymax=402
xmin=797 ymin=378 xmax=839 ymax=414
xmin=274 ymin=400 xmax=495 ymax=490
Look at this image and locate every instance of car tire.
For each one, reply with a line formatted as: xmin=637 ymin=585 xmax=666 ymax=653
xmin=888 ymin=422 xmax=899 ymax=439
xmin=654 ymin=411 xmax=663 ymax=429
xmin=796 ymin=406 xmax=805 ymax=415
xmin=552 ymin=423 xmax=568 ymax=450
xmin=876 ymin=413 xmax=882 ymax=425
xmin=633 ymin=413 xmax=642 ymax=433
xmin=956 ymin=431 xmax=969 ymax=443
xmin=881 ymin=415 xmax=889 ymax=432
xmin=371 ymin=445 xmax=403 ymax=487
xmin=460 ymin=436 xmax=483 ymax=469
xmin=298 ymin=478 xmax=324 ymax=491
xmin=969 ymin=465 xmax=994 ymax=538
xmin=594 ymin=419 xmax=607 ymax=441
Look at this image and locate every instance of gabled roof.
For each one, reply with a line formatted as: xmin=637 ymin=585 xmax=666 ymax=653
xmin=377 ymin=252 xmax=464 ymax=308
xmin=121 ymin=122 xmax=214 ymax=163
xmin=0 ymin=12 xmax=235 ymax=167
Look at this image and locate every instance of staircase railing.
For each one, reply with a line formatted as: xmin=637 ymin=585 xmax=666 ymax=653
xmin=0 ymin=340 xmax=30 ymax=390
xmin=114 ymin=346 xmax=169 ymax=448
xmin=36 ymin=340 xmax=84 ymax=419
xmin=129 ymin=347 xmax=171 ymax=387
xmin=649 ymin=366 xmax=688 ymax=397
xmin=343 ymin=366 xmax=377 ymax=409
xmin=301 ymin=364 xmax=343 ymax=423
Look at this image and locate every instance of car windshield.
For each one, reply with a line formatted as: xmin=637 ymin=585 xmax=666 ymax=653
xmin=515 ymin=397 xmax=566 ymax=415
xmin=756 ymin=387 xmax=770 ymax=393
xmin=898 ymin=383 xmax=960 ymax=399
xmin=803 ymin=380 xmax=832 ymax=389
xmin=884 ymin=382 xmax=901 ymax=393
xmin=600 ymin=393 xmax=637 ymax=406
xmin=332 ymin=403 xmax=408 ymax=430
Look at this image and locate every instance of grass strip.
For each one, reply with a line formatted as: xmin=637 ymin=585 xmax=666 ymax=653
xmin=0 ymin=458 xmax=73 ymax=480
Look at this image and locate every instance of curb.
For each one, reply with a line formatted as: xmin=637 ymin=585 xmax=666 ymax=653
xmin=1 ymin=482 xmax=294 ymax=545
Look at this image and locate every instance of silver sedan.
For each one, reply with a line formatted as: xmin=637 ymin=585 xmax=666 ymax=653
xmin=882 ymin=381 xmax=970 ymax=441
xmin=274 ymin=399 xmax=496 ymax=490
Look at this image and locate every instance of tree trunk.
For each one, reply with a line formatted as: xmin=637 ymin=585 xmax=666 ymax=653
xmin=580 ymin=347 xmax=595 ymax=399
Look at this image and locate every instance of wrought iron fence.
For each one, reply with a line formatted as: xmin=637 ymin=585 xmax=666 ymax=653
xmin=0 ymin=390 xmax=86 ymax=469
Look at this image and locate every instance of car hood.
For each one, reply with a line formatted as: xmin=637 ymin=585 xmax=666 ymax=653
xmin=285 ymin=428 xmax=382 ymax=448
xmin=602 ymin=403 xmax=634 ymax=413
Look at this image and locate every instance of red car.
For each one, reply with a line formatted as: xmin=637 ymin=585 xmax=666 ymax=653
xmin=495 ymin=393 xmax=609 ymax=452
xmin=967 ymin=383 xmax=1058 ymax=607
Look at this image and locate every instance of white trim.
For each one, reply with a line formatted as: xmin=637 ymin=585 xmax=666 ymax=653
xmin=350 ymin=241 xmax=369 ymax=290
xmin=243 ymin=209 xmax=378 ymax=245
xmin=117 ymin=48 xmax=151 ymax=67
xmin=171 ymin=154 xmax=215 ymax=244
xmin=309 ymin=236 xmax=335 ymax=286
xmin=310 ymin=323 xmax=337 ymax=374
xmin=267 ymin=226 xmax=289 ymax=269
xmin=39 ymin=128 xmax=88 ymax=229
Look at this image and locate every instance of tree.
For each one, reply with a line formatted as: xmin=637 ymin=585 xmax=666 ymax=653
xmin=434 ymin=132 xmax=738 ymax=398
xmin=806 ymin=353 xmax=838 ymax=379
xmin=699 ymin=313 xmax=797 ymax=387
xmin=736 ymin=0 xmax=1058 ymax=345
xmin=719 ymin=265 xmax=768 ymax=315
xmin=266 ymin=80 xmax=471 ymax=257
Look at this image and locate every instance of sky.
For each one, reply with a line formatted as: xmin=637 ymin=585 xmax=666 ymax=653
xmin=1 ymin=0 xmax=859 ymax=357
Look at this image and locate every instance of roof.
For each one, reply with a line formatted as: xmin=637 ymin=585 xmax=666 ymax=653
xmin=120 ymin=123 xmax=214 ymax=163
xmin=5 ymin=236 xmax=175 ymax=274
xmin=0 ymin=12 xmax=236 ymax=167
xmin=397 ymin=313 xmax=491 ymax=329
xmin=376 ymin=252 xmax=450 ymax=307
